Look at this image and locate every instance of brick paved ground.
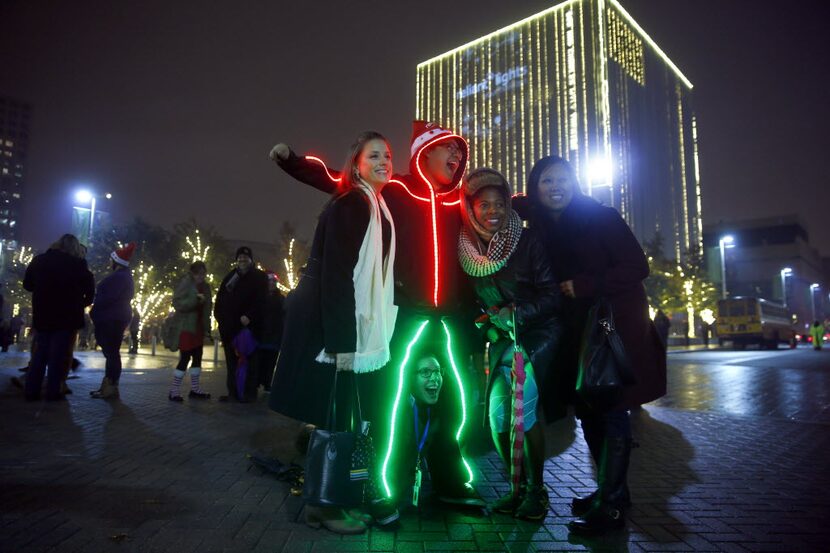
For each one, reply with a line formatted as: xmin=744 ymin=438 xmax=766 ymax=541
xmin=1 ymin=347 xmax=829 ymax=552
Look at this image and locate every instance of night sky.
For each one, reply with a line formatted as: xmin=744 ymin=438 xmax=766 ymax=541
xmin=2 ymin=0 xmax=829 ymax=255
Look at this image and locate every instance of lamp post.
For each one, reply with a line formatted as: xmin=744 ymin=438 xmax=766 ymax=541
xmin=75 ymin=190 xmax=112 ymax=246
xmin=718 ymin=235 xmax=734 ymax=299
xmin=780 ymin=267 xmax=793 ymax=307
xmin=810 ymin=283 xmax=820 ymax=322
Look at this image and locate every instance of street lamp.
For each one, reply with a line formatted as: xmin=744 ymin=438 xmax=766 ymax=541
xmin=74 ymin=189 xmax=112 ymax=246
xmin=718 ymin=235 xmax=735 ymax=299
xmin=780 ymin=267 xmax=793 ymax=307
xmin=810 ymin=283 xmax=820 ymax=322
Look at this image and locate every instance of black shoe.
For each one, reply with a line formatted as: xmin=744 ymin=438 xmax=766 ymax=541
xmin=188 ymin=390 xmax=211 ymax=399
xmin=568 ymin=503 xmax=626 ymax=535
xmin=168 ymin=393 xmax=184 ymax=402
xmin=438 ymin=483 xmax=486 ymax=508
xmin=571 ymin=491 xmax=596 ymax=516
xmin=367 ymin=498 xmax=400 ymax=526
xmin=490 ymin=489 xmax=523 ymax=514
xmin=218 ymin=395 xmax=231 ymax=402
xmin=515 ymin=484 xmax=549 ymax=521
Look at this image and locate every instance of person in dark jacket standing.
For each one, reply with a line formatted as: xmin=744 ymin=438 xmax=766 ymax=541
xmin=22 ymin=234 xmax=95 ymax=401
xmin=458 ymin=169 xmax=562 ymax=520
xmin=258 ymin=272 xmax=284 ymax=391
xmin=90 ymin=243 xmax=136 ymax=400
xmin=522 ymin=156 xmax=666 ymax=535
xmin=214 ymin=246 xmax=268 ymax=402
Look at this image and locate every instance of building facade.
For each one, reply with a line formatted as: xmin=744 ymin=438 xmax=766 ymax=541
xmin=704 ymin=216 xmax=829 ymax=332
xmin=0 ymin=96 xmax=30 ymax=250
xmin=416 ymin=0 xmax=701 ymax=260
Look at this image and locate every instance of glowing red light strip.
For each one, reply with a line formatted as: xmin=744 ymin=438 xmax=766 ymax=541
xmin=390 ymin=179 xmax=430 ymax=203
xmin=413 ymin=133 xmax=470 ymax=307
xmin=304 ymin=156 xmax=342 ymax=183
xmin=441 ymin=199 xmax=461 ymax=206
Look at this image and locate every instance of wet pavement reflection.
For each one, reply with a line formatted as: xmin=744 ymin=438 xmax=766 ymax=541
xmin=654 ymin=346 xmax=830 ymax=423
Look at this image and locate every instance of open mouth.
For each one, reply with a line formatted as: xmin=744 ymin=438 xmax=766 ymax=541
xmin=486 ymin=218 xmax=501 ymax=227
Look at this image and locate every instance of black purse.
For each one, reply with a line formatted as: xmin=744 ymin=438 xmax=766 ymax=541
xmin=576 ymin=296 xmax=637 ymax=410
xmin=303 ymin=371 xmax=373 ymax=507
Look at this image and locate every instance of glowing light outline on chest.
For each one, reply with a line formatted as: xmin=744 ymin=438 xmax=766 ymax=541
xmin=413 ymin=134 xmax=468 ymax=307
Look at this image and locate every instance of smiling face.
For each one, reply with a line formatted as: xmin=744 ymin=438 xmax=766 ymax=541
xmin=236 ymin=254 xmax=252 ymax=273
xmin=422 ymin=140 xmax=462 ymax=188
xmin=356 ymin=138 xmax=392 ymax=191
xmin=537 ymin=162 xmax=576 ymax=215
xmin=411 ymin=356 xmax=443 ymax=406
xmin=471 ymin=186 xmax=507 ymax=237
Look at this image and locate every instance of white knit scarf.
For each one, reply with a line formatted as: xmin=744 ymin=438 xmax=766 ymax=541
xmin=317 ymin=181 xmax=398 ymax=373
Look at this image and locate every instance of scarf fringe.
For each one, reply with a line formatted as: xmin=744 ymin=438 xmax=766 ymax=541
xmin=315 ymin=348 xmax=389 ymax=374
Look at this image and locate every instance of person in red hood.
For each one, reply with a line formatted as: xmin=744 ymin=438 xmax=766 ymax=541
xmin=269 ymin=121 xmax=485 ymax=511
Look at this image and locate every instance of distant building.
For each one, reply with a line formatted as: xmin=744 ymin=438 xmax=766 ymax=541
xmin=704 ymin=215 xmax=829 ymax=331
xmin=0 ymin=96 xmax=30 ymax=249
xmin=416 ymin=0 xmax=701 ymax=260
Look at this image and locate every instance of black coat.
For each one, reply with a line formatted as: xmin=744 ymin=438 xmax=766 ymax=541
xmin=214 ymin=266 xmax=268 ymax=340
xmin=23 ymin=249 xmax=95 ymax=332
xmin=259 ymin=291 xmax=285 ymax=348
xmin=269 ymin=189 xmax=391 ymax=426
xmin=466 ymin=228 xmax=565 ymax=422
xmin=531 ymin=194 xmax=666 ymax=411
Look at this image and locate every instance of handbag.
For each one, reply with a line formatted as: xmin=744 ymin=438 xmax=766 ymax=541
xmin=303 ymin=371 xmax=373 ymax=507
xmin=576 ymin=296 xmax=637 ymax=410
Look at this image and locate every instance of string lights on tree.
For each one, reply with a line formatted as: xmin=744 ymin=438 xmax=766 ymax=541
xmin=277 ymin=238 xmax=299 ymax=294
xmin=131 ymin=262 xmax=171 ymax=346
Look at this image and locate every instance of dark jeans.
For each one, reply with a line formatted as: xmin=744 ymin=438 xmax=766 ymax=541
xmin=129 ymin=330 xmax=139 ymax=352
xmin=95 ymin=322 xmax=126 ymax=384
xmin=257 ymin=348 xmax=279 ymax=388
xmin=176 ymin=346 xmax=203 ymax=371
xmin=26 ymin=329 xmax=75 ymax=399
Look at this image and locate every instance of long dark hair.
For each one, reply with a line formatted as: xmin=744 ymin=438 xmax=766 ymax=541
xmin=339 ymin=131 xmax=389 ymax=192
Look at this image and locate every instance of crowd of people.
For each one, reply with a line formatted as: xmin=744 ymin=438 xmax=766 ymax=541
xmin=14 ymin=118 xmax=667 ymax=538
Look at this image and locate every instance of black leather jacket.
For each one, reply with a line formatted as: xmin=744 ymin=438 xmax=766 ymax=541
xmin=467 ymin=228 xmax=564 ymax=420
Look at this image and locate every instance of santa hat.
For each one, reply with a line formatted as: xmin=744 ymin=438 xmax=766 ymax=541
xmin=409 ymin=120 xmax=467 ymax=161
xmin=111 ymin=242 xmax=136 ymax=267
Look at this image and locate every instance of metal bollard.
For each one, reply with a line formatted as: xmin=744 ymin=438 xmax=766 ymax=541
xmin=151 ymin=335 xmax=157 ymax=356
xmin=213 ymin=334 xmax=220 ymax=365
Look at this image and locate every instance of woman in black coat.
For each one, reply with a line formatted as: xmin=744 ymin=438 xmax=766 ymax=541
xmin=269 ymin=131 xmax=398 ymax=534
xmin=525 ymin=155 xmax=666 ymax=535
xmin=457 ymin=169 xmax=562 ymax=521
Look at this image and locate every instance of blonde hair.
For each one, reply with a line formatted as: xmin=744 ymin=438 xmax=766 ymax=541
xmin=49 ymin=234 xmax=84 ymax=258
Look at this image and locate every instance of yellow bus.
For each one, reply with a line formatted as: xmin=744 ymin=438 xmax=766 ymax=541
xmin=716 ymin=297 xmax=795 ymax=349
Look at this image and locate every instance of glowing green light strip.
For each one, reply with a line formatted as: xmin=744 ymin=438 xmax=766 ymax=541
xmin=441 ymin=320 xmax=474 ymax=485
xmin=381 ymin=319 xmax=430 ymax=498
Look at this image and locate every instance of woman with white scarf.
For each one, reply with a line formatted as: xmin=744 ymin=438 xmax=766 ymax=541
xmin=269 ymin=131 xmax=397 ymax=534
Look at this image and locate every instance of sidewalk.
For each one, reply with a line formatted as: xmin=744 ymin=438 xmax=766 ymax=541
xmin=1 ymin=350 xmax=828 ymax=552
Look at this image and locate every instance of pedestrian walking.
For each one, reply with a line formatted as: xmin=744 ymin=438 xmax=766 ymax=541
xmin=168 ymin=261 xmax=213 ymax=401
xmin=457 ymin=169 xmax=562 ymax=520
xmin=520 ymin=155 xmax=667 ymax=535
xmin=257 ymin=272 xmax=284 ymax=391
xmin=128 ymin=307 xmax=140 ymax=354
xmin=214 ymin=246 xmax=268 ymax=402
xmin=270 ymin=131 xmax=398 ymax=534
xmin=654 ymin=309 xmax=671 ymax=348
xmin=22 ymin=234 xmax=95 ymax=401
xmin=90 ymin=243 xmax=136 ymax=400
xmin=810 ymin=320 xmax=824 ymax=350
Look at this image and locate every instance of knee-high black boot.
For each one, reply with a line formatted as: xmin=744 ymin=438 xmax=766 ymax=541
xmin=572 ymin=417 xmax=605 ymax=515
xmin=568 ymin=435 xmax=631 ymax=534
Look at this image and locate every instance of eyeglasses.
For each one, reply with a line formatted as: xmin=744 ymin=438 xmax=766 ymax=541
xmin=438 ymin=142 xmax=462 ymax=157
xmin=417 ymin=367 xmax=444 ymax=380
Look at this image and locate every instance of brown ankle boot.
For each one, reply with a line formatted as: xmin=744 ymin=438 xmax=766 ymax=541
xmin=90 ymin=377 xmax=119 ymax=399
xmin=304 ymin=505 xmax=366 ymax=534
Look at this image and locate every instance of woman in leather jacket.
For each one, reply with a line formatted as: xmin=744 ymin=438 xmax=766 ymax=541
xmin=457 ymin=168 xmax=562 ymax=520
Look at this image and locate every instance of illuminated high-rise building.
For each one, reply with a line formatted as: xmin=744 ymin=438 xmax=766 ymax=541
xmin=0 ymin=96 xmax=30 ymax=248
xmin=416 ymin=0 xmax=701 ymax=259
